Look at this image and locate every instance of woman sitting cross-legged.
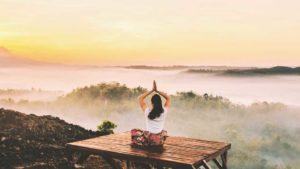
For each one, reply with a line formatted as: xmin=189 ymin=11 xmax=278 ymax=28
xmin=131 ymin=80 xmax=171 ymax=147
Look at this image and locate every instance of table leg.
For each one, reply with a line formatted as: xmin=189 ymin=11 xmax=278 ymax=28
xmin=66 ymin=149 xmax=90 ymax=165
xmin=202 ymin=160 xmax=212 ymax=169
xmin=77 ymin=152 xmax=90 ymax=164
xmin=126 ymin=161 xmax=131 ymax=169
xmin=151 ymin=164 xmax=164 ymax=169
xmin=221 ymin=151 xmax=228 ymax=169
xmin=122 ymin=160 xmax=127 ymax=169
xmin=213 ymin=158 xmax=223 ymax=169
xmin=173 ymin=165 xmax=195 ymax=169
xmin=102 ymin=155 xmax=122 ymax=169
xmin=66 ymin=148 xmax=74 ymax=162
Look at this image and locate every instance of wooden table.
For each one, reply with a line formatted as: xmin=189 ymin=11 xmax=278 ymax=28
xmin=66 ymin=132 xmax=231 ymax=169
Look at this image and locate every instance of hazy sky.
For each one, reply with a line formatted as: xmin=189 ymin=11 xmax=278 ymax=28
xmin=0 ymin=0 xmax=299 ymax=66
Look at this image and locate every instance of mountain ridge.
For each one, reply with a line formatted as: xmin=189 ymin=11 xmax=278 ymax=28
xmin=0 ymin=47 xmax=40 ymax=67
xmin=184 ymin=66 xmax=300 ymax=76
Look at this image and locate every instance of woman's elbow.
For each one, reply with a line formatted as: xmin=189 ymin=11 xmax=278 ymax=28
xmin=167 ymin=96 xmax=171 ymax=101
xmin=138 ymin=96 xmax=143 ymax=102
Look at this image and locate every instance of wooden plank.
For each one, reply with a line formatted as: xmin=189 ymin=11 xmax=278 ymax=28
xmin=101 ymin=133 xmax=229 ymax=148
xmin=95 ymin=132 xmax=229 ymax=147
xmin=67 ymin=143 xmax=194 ymax=168
xmin=67 ymin=142 xmax=209 ymax=165
xmin=69 ymin=139 xmax=230 ymax=166
xmin=106 ymin=132 xmax=226 ymax=145
xmin=70 ymin=137 xmax=218 ymax=155
xmin=67 ymin=142 xmax=227 ymax=164
xmin=83 ymin=139 xmax=217 ymax=157
xmin=67 ymin=142 xmax=198 ymax=164
xmin=76 ymin=134 xmax=229 ymax=155
xmin=66 ymin=132 xmax=230 ymax=169
xmin=97 ymin=137 xmax=227 ymax=151
xmin=90 ymin=134 xmax=229 ymax=153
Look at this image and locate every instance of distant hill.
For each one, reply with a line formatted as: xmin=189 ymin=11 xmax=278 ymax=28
xmin=0 ymin=108 xmax=106 ymax=169
xmin=0 ymin=47 xmax=41 ymax=67
xmin=0 ymin=47 xmax=74 ymax=68
xmin=184 ymin=66 xmax=300 ymax=76
xmin=121 ymin=65 xmax=195 ymax=70
xmin=184 ymin=69 xmax=222 ymax=74
xmin=222 ymin=66 xmax=300 ymax=76
xmin=0 ymin=89 xmax=64 ymax=102
xmin=121 ymin=65 xmax=246 ymax=71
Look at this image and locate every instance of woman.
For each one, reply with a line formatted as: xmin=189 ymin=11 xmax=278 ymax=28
xmin=131 ymin=80 xmax=171 ymax=147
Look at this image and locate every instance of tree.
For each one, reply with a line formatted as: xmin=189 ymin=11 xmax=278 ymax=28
xmin=97 ymin=120 xmax=117 ymax=135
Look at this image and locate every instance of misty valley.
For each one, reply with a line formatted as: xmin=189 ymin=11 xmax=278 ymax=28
xmin=1 ymin=81 xmax=300 ymax=169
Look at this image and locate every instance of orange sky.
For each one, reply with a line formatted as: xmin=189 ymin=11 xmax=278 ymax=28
xmin=0 ymin=0 xmax=299 ymax=66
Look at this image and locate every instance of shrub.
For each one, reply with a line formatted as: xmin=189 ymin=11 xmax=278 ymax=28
xmin=97 ymin=120 xmax=117 ymax=135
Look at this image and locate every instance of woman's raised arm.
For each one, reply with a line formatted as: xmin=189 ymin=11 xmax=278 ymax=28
xmin=138 ymin=81 xmax=156 ymax=112
xmin=156 ymin=90 xmax=171 ymax=109
xmin=154 ymin=81 xmax=171 ymax=108
xmin=138 ymin=90 xmax=153 ymax=112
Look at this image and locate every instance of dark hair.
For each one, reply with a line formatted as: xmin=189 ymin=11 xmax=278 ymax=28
xmin=148 ymin=94 xmax=164 ymax=120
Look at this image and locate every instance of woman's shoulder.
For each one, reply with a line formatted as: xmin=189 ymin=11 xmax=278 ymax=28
xmin=163 ymin=106 xmax=168 ymax=113
xmin=144 ymin=107 xmax=151 ymax=114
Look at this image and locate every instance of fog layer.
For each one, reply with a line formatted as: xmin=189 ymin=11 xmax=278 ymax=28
xmin=0 ymin=66 xmax=300 ymax=106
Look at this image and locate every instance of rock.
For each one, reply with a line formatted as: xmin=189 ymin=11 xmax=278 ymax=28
xmin=74 ymin=164 xmax=84 ymax=168
xmin=0 ymin=108 xmax=105 ymax=169
xmin=14 ymin=167 xmax=25 ymax=169
xmin=1 ymin=137 xmax=6 ymax=141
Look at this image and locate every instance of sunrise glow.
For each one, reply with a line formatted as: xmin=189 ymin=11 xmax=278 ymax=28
xmin=1 ymin=0 xmax=300 ymax=66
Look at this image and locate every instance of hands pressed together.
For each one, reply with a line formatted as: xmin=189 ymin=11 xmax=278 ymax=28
xmin=138 ymin=80 xmax=171 ymax=111
xmin=152 ymin=80 xmax=158 ymax=92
